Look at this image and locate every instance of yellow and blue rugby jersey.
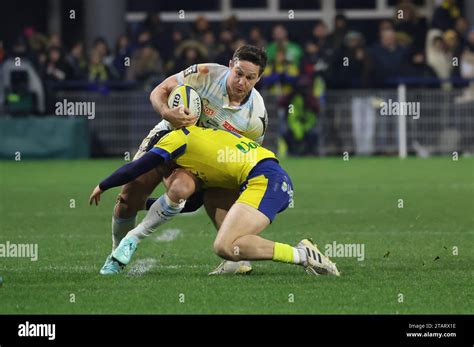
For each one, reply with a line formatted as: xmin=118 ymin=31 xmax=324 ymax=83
xmin=175 ymin=63 xmax=268 ymax=144
xmin=150 ymin=125 xmax=276 ymax=189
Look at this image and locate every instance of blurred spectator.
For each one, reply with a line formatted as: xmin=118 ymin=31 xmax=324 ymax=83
xmin=113 ymin=35 xmax=132 ymax=80
xmin=330 ymin=31 xmax=373 ymax=88
xmin=215 ymin=29 xmax=235 ymax=65
xmin=457 ymin=27 xmax=474 ymax=102
xmin=300 ymin=41 xmax=321 ymax=77
xmin=400 ymin=51 xmax=438 ymax=86
xmin=443 ymin=29 xmax=462 ymax=77
xmin=432 ymin=0 xmax=460 ymax=31
xmin=92 ymin=37 xmax=115 ymax=73
xmin=201 ymin=30 xmax=219 ymax=61
xmin=262 ymin=46 xmax=299 ymax=96
xmin=394 ymin=1 xmax=426 ymax=49
xmin=232 ymin=36 xmax=247 ymax=52
xmin=163 ymin=25 xmax=189 ymax=73
xmin=454 ymin=17 xmax=469 ymax=48
xmin=88 ymin=49 xmax=110 ymax=82
xmin=307 ymin=21 xmax=334 ymax=74
xmin=327 ymin=14 xmax=348 ymax=51
xmin=47 ymin=33 xmax=62 ymax=50
xmin=126 ymin=43 xmax=163 ymax=86
xmin=379 ymin=19 xmax=395 ymax=32
xmin=371 ymin=28 xmax=408 ymax=86
xmin=193 ymin=15 xmax=211 ymax=41
xmin=65 ymin=42 xmax=87 ymax=80
xmin=141 ymin=13 xmax=170 ymax=59
xmin=248 ymin=26 xmax=267 ymax=49
xmin=173 ymin=40 xmax=207 ymax=73
xmin=222 ymin=15 xmax=241 ymax=38
xmin=266 ymin=24 xmax=303 ymax=66
xmin=426 ymin=28 xmax=454 ymax=89
xmin=279 ymin=77 xmax=319 ymax=155
xmin=43 ymin=47 xmax=69 ymax=81
xmin=461 ymin=27 xmax=474 ymax=77
xmin=26 ymin=29 xmax=48 ymax=68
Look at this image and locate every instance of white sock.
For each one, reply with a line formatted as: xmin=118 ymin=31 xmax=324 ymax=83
xmin=295 ymin=248 xmax=308 ymax=266
xmin=127 ymin=194 xmax=186 ymax=241
xmin=111 ymin=215 xmax=136 ymax=251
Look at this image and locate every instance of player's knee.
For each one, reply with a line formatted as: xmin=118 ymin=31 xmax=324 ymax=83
xmin=115 ymin=192 xmax=143 ymax=218
xmin=167 ymin=171 xmax=196 ymax=201
xmin=213 ymin=239 xmax=238 ymax=261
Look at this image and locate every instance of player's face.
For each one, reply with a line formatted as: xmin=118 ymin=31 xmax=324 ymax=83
xmin=227 ymin=60 xmax=261 ymax=100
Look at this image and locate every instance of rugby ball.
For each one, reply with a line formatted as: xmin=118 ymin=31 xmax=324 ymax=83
xmin=167 ymin=84 xmax=202 ymax=118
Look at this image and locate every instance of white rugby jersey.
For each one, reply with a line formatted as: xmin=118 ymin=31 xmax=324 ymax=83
xmin=158 ymin=63 xmax=268 ymax=144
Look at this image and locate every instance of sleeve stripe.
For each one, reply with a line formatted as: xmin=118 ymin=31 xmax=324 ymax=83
xmin=150 ymin=147 xmax=171 ymax=161
xmin=170 ymin=144 xmax=187 ymax=159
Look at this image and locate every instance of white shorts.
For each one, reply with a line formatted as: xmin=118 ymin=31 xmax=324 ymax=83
xmin=133 ymin=120 xmax=173 ymax=160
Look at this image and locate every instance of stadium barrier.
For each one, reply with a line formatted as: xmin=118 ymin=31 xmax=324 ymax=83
xmin=4 ymin=87 xmax=469 ymax=158
xmin=320 ymin=88 xmax=474 ymax=156
xmin=54 ymin=90 xmax=280 ymax=157
xmin=0 ymin=116 xmax=90 ymax=159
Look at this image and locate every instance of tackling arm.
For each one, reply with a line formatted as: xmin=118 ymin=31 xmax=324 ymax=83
xmin=98 ymin=151 xmax=166 ymax=191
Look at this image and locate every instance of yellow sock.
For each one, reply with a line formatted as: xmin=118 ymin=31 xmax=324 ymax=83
xmin=273 ymin=242 xmax=300 ymax=264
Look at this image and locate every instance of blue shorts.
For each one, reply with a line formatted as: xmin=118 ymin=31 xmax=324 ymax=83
xmin=237 ymin=159 xmax=294 ymax=222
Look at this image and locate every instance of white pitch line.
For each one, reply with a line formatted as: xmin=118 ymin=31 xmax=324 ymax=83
xmin=127 ymin=258 xmax=157 ymax=277
xmin=154 ymin=228 xmax=181 ymax=242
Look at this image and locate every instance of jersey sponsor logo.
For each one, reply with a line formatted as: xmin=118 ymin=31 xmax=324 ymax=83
xmin=223 ymin=121 xmax=243 ymax=134
xmin=183 ymin=64 xmax=198 ymax=77
xmin=236 ymin=140 xmax=260 ymax=154
xmin=202 ymin=99 xmax=216 ymax=117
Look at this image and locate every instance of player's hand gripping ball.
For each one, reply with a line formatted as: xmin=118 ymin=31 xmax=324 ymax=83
xmin=167 ymin=84 xmax=202 ymax=125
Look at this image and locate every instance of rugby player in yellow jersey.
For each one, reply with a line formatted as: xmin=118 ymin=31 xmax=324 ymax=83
xmin=89 ymin=126 xmax=340 ymax=277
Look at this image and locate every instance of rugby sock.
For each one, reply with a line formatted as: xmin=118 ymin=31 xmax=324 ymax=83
xmin=145 ymin=198 xmax=157 ymax=210
xmin=127 ymin=193 xmax=186 ymax=241
xmin=272 ymin=242 xmax=306 ymax=265
xmin=111 ymin=215 xmax=136 ymax=251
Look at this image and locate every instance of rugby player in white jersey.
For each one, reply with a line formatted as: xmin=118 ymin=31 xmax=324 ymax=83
xmin=100 ymin=45 xmax=268 ymax=275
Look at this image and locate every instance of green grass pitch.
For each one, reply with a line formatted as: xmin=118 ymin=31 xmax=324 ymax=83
xmin=0 ymin=157 xmax=473 ymax=314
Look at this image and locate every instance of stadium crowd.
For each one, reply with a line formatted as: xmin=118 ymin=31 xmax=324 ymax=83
xmin=2 ymin=0 xmax=473 ymax=88
xmin=1 ymin=0 xmax=473 ymax=155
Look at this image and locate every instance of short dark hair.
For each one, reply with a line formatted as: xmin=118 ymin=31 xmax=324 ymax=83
xmin=232 ymin=44 xmax=267 ymax=76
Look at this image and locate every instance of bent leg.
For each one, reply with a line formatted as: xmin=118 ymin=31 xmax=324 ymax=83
xmin=213 ymin=202 xmax=274 ymax=261
xmin=203 ymin=188 xmax=240 ymax=230
xmin=127 ymin=168 xmax=198 ymax=241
